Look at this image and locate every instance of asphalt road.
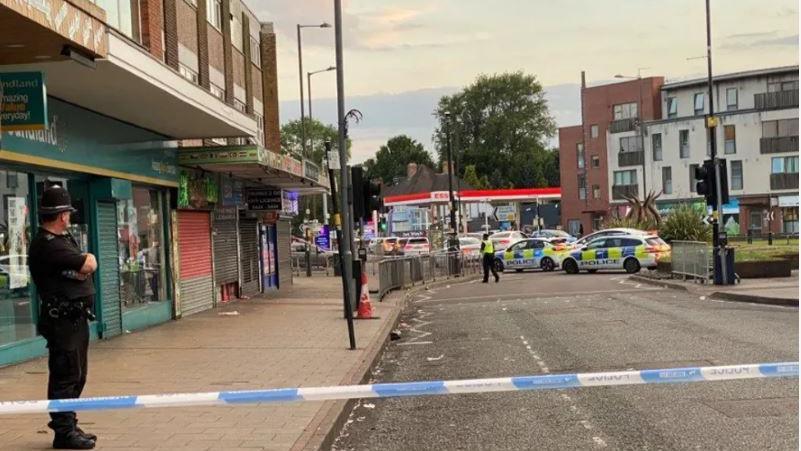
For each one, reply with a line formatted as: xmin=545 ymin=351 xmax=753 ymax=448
xmin=333 ymin=270 xmax=799 ymax=450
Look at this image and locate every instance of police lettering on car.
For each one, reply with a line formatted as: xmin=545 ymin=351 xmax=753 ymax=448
xmin=28 ymin=186 xmax=99 ymax=450
xmin=493 ymin=238 xmax=559 ymax=272
xmin=557 ymin=235 xmax=669 ymax=275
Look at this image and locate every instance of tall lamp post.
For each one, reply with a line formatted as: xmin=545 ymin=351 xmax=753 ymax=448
xmin=444 ymin=112 xmax=458 ymax=251
xmin=297 ymin=22 xmax=331 ymax=158
xmin=308 ymin=65 xmax=336 ymax=224
xmin=615 ymin=67 xmax=649 ymax=199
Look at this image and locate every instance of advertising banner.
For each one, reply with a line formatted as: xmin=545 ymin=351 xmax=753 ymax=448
xmin=0 ymin=72 xmax=48 ymax=131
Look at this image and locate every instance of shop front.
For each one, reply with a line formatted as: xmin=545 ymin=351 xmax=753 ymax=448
xmin=0 ymin=96 xmax=177 ymax=365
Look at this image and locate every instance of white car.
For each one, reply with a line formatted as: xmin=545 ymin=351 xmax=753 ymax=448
xmin=490 ymin=231 xmax=526 ymax=251
xmin=493 ymin=238 xmax=559 ymax=272
xmin=399 ymin=237 xmax=430 ymax=255
xmin=457 ymin=236 xmax=482 ymax=256
xmin=558 ymin=235 xmax=670 ymax=274
xmin=568 ymin=228 xmax=652 ymax=249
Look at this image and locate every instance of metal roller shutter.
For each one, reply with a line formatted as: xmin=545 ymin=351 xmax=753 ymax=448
xmin=97 ymin=202 xmax=122 ymax=338
xmin=213 ymin=216 xmax=239 ymax=285
xmin=276 ymin=219 xmax=292 ymax=289
xmin=239 ymin=217 xmax=259 ymax=296
xmin=178 ymin=211 xmax=214 ymax=316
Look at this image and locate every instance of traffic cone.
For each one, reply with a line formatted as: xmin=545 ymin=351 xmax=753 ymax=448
xmin=356 ymin=271 xmax=375 ymax=319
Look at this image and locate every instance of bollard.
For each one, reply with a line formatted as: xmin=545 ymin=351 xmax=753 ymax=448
xmin=747 ymin=229 xmax=752 ymax=244
xmin=768 ymin=231 xmax=773 ymax=246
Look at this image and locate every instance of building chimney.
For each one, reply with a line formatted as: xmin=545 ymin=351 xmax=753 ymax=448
xmin=407 ymin=162 xmax=418 ymax=178
xmin=581 ymin=70 xmax=586 ymax=89
xmin=441 ymin=161 xmax=449 ymax=174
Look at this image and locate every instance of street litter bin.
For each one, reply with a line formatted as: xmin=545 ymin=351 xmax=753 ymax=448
xmin=713 ymin=247 xmax=735 ymax=285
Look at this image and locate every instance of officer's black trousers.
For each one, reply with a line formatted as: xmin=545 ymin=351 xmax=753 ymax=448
xmin=482 ymin=254 xmax=499 ymax=282
xmin=45 ymin=318 xmax=89 ymax=435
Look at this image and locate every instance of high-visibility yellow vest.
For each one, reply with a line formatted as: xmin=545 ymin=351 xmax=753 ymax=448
xmin=482 ymin=239 xmax=494 ymax=254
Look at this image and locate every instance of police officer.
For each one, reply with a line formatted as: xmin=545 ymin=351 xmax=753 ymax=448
xmin=29 ymin=186 xmax=98 ymax=450
xmin=480 ymin=233 xmax=499 ymax=283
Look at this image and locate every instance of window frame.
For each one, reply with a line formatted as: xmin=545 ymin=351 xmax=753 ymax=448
xmin=592 ymin=184 xmax=601 ymax=199
xmin=679 ymin=129 xmax=690 ymax=159
xmin=613 ymin=169 xmax=636 ymax=186
xmin=652 ymin=133 xmax=662 ymax=161
xmin=693 ymin=93 xmax=705 ymax=115
xmin=619 ymin=135 xmax=641 ymax=153
xmin=591 ymin=155 xmax=600 ymax=168
xmin=576 ymin=143 xmax=585 ymax=169
xmin=577 ymin=174 xmax=587 ymax=200
xmin=591 ymin=125 xmax=599 ymax=139
xmin=667 ymin=97 xmax=678 ymax=118
xmin=662 ymin=166 xmax=672 ymax=194
xmin=250 ymin=36 xmax=261 ymax=66
xmin=207 ymin=0 xmax=222 ymax=30
xmin=730 ymin=160 xmax=743 ymax=190
xmin=613 ymin=102 xmax=638 ymax=120
xmin=724 ymin=124 xmax=736 ymax=154
xmin=726 ymin=87 xmax=738 ymax=111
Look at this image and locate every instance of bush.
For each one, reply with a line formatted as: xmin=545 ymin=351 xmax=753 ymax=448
xmin=603 ymin=215 xmax=657 ymax=231
xmin=658 ymin=204 xmax=712 ymax=243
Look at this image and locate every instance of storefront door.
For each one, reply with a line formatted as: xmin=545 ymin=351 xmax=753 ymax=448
xmin=97 ymin=201 xmax=123 ymax=337
xmin=239 ymin=217 xmax=260 ymax=296
xmin=260 ymin=224 xmax=278 ymax=291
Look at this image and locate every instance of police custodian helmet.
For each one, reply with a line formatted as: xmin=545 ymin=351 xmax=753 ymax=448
xmin=39 ymin=185 xmax=77 ymax=216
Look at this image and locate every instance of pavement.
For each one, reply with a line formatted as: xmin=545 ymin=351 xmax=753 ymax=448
xmin=334 ymin=270 xmax=799 ymax=450
xmin=633 ymin=270 xmax=799 ymax=306
xmin=0 ymin=275 xmax=409 ymax=451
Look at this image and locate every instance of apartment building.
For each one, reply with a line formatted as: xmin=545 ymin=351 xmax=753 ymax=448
xmin=558 ymin=72 xmax=664 ymax=236
xmin=607 ymin=66 xmax=799 ymax=235
xmin=0 ymin=0 xmax=327 ymax=366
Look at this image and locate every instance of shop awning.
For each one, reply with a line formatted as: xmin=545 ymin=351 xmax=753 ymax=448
xmin=178 ymin=145 xmax=329 ymax=194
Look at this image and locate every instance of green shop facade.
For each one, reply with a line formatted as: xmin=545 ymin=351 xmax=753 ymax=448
xmin=0 ymin=97 xmax=178 ymax=366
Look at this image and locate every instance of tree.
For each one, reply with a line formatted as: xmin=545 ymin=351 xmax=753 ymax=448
xmin=462 ymin=164 xmax=490 ymax=189
xmin=363 ymin=135 xmax=435 ymax=184
xmin=433 ymin=72 xmax=557 ymax=189
xmin=280 ymin=118 xmax=350 ymax=166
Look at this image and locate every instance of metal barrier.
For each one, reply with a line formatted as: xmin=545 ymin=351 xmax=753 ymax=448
xmin=374 ymin=252 xmax=482 ymax=300
xmin=670 ymin=240 xmax=712 ymax=282
xmin=290 ymin=253 xmax=334 ymax=276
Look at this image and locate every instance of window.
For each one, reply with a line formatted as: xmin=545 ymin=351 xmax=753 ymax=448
xmin=254 ymin=113 xmax=265 ymax=145
xmin=724 ymin=125 xmax=736 ymax=154
xmin=210 ymin=83 xmax=225 ymax=100
xmin=592 ymin=216 xmax=603 ymax=231
xmin=179 ymin=64 xmax=199 ymax=84
xmin=783 ymin=208 xmax=799 ymax=234
xmin=96 ymin=0 xmax=135 ymax=38
xmin=667 ymin=97 xmax=678 ymax=118
xmin=652 ymin=133 xmax=662 ymax=161
xmin=749 ymin=211 xmax=763 ymax=231
xmin=577 ymin=143 xmax=585 ymax=169
xmin=772 ymin=156 xmax=799 ymax=174
xmin=726 ymin=88 xmax=738 ymax=111
xmin=619 ymin=136 xmax=641 ymax=153
xmin=762 ymin=119 xmax=799 ymax=138
xmin=0 ymin=170 xmax=35 ymax=346
xmin=591 ymin=155 xmax=600 ymax=168
xmin=679 ymin=129 xmax=690 ymax=158
xmin=568 ymin=219 xmax=582 ymax=237
xmin=592 ymin=185 xmax=601 ymax=199
xmin=117 ymin=187 xmax=168 ymax=310
xmin=730 ymin=160 xmax=743 ymax=190
xmin=768 ymin=80 xmax=799 ymax=92
xmin=587 ymin=238 xmax=607 ymax=249
xmin=591 ymin=125 xmax=599 ymax=138
xmin=207 ymin=0 xmax=222 ymax=29
xmin=613 ymin=102 xmax=638 ymax=120
xmin=693 ymin=93 xmax=704 ymax=115
xmin=689 ymin=164 xmax=699 ymax=189
xmin=577 ymin=174 xmax=587 ymax=200
xmin=231 ymin=15 xmax=243 ymax=51
xmin=234 ymin=99 xmax=247 ymax=113
xmin=662 ymin=166 xmax=672 ymax=194
xmin=250 ymin=37 xmax=261 ymax=66
xmin=613 ymin=170 xmax=636 ymax=186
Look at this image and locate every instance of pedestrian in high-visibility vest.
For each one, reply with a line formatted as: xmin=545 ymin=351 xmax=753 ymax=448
xmin=480 ymin=233 xmax=499 ymax=283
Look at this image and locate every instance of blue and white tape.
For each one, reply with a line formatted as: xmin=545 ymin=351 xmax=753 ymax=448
xmin=0 ymin=362 xmax=796 ymax=415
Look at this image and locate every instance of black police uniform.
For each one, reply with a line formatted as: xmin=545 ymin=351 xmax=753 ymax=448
xmin=28 ymin=187 xmax=97 ymax=449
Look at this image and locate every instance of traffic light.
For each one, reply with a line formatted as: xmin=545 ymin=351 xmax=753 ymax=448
xmin=378 ymin=215 xmax=388 ymax=232
xmin=694 ymin=159 xmax=729 ymax=207
xmin=350 ymin=166 xmax=384 ymax=221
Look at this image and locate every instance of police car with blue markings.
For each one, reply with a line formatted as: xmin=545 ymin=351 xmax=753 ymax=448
xmin=557 ymin=234 xmax=670 ymax=274
xmin=494 ymin=238 xmax=559 ymax=273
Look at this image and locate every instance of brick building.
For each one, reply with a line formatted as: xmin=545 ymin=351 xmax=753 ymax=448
xmin=558 ymin=72 xmax=664 ymax=235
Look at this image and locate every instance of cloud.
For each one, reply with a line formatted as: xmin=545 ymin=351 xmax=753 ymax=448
xmin=720 ymin=33 xmax=799 ymax=50
xmin=726 ymin=31 xmax=777 ymax=40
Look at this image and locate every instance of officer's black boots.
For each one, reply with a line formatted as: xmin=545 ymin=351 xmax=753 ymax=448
xmin=52 ymin=431 xmax=95 ymax=449
xmin=75 ymin=425 xmax=97 ymax=441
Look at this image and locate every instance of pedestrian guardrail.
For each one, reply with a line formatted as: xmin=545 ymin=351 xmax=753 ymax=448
xmin=290 ymin=253 xmax=334 ymax=276
xmin=1 ymin=362 xmax=795 ymax=414
xmin=670 ymin=240 xmax=712 ymax=282
xmin=373 ymin=252 xmax=482 ymax=300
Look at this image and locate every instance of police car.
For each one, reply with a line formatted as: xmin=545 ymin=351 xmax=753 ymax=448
xmin=494 ymin=238 xmax=559 ymax=272
xmin=557 ymin=235 xmax=670 ymax=274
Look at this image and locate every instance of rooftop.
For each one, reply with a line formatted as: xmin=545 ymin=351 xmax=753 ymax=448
xmin=662 ymin=65 xmax=799 ymax=90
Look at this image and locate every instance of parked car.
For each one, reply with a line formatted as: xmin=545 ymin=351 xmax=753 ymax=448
xmin=398 ymin=237 xmax=431 ymax=255
xmin=457 ymin=236 xmax=482 ymax=256
xmin=561 ymin=228 xmax=652 ymax=250
xmin=490 ymin=231 xmax=527 ymax=251
xmin=558 ymin=234 xmax=670 ymax=274
xmin=528 ymin=229 xmax=577 ymax=245
xmin=493 ymin=238 xmax=559 ymax=272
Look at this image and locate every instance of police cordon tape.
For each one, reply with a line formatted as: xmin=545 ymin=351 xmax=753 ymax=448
xmin=0 ymin=362 xmax=796 ymax=415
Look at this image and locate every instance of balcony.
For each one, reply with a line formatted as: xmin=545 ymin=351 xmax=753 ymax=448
xmin=612 ymin=184 xmax=639 ymax=200
xmin=609 ymin=117 xmax=637 ymax=134
xmin=760 ymin=136 xmax=799 ymax=154
xmin=754 ymin=90 xmax=799 ymax=110
xmin=618 ymin=150 xmax=644 ymax=167
xmin=770 ymin=173 xmax=799 ymax=190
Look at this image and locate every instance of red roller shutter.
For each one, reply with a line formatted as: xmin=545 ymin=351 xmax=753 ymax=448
xmin=178 ymin=211 xmax=214 ymax=315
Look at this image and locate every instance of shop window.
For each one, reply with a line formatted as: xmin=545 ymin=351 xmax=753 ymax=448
xmin=749 ymin=210 xmax=763 ymax=232
xmin=782 ymin=208 xmax=799 ymax=234
xmin=0 ymin=171 xmax=35 ymax=346
xmin=117 ymin=187 xmax=167 ymax=311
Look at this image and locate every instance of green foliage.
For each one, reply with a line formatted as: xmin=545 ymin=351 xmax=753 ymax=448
xmin=280 ymin=119 xmax=350 ymax=166
xmin=658 ymin=204 xmax=712 ymax=243
xmin=603 ymin=215 xmax=657 ymax=232
xmin=462 ymin=164 xmax=490 ymax=189
xmin=363 ymin=135 xmax=435 ymax=184
xmin=433 ymin=72 xmax=558 ymax=189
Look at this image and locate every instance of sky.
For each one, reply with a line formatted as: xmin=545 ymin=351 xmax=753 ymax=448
xmin=252 ymin=0 xmax=799 ymax=163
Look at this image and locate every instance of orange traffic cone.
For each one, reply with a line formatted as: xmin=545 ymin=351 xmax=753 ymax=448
xmin=356 ymin=271 xmax=375 ymax=319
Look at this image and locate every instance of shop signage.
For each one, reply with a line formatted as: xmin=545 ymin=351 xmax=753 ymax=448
xmin=779 ymin=195 xmax=799 ymax=208
xmin=282 ymin=190 xmax=299 ymax=216
xmin=0 ymin=72 xmax=48 ymax=131
xmin=282 ymin=155 xmax=303 ymax=177
xmin=178 ymin=146 xmax=262 ymax=165
xmin=220 ymin=177 xmax=243 ymax=207
xmin=493 ymin=205 xmax=516 ymax=222
xmin=315 ymin=225 xmax=331 ymax=250
xmin=214 ymin=206 xmax=238 ymax=221
xmin=179 ymin=171 xmax=218 ymax=209
xmin=245 ymin=188 xmax=282 ymax=211
xmin=304 ymin=161 xmax=320 ymax=182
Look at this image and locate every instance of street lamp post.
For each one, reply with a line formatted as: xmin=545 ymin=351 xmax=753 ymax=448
xmin=296 ymin=22 xmax=331 ymax=158
xmin=308 ymin=65 xmax=336 ymax=224
xmin=615 ymin=68 xmax=649 ymax=200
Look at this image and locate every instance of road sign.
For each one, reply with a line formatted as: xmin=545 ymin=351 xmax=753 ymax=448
xmin=494 ymin=206 xmax=516 ymax=222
